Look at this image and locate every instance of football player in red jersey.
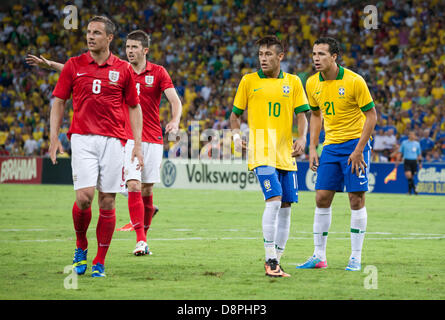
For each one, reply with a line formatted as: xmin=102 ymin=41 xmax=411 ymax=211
xmin=27 ymin=30 xmax=182 ymax=257
xmin=50 ymin=16 xmax=143 ymax=277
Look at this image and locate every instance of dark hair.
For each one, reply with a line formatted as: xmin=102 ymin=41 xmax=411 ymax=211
xmin=314 ymin=37 xmax=340 ymax=56
xmin=88 ymin=15 xmax=116 ymax=35
xmin=126 ymin=30 xmax=151 ymax=48
xmin=256 ymin=35 xmax=285 ymax=54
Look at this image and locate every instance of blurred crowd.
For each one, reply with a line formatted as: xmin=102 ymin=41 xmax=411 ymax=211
xmin=0 ymin=0 xmax=444 ymax=163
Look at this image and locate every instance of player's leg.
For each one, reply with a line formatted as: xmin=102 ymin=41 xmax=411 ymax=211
xmin=346 ymin=191 xmax=367 ymax=271
xmin=254 ymin=166 xmax=289 ymax=277
xmin=297 ymin=148 xmax=342 ymax=269
xmin=275 ymin=202 xmax=291 ymax=264
xmin=343 ymin=144 xmax=370 ymax=271
xmin=404 ymin=160 xmax=414 ymax=194
xmin=70 ymin=134 xmax=100 ymax=275
xmin=122 ymin=140 xmax=148 ymax=255
xmin=313 ymin=190 xmax=335 ymax=261
xmin=72 ymin=187 xmax=95 ymax=275
xmin=274 ymin=170 xmax=298 ymax=264
xmin=142 ymin=182 xmax=156 ymax=235
xmin=141 ymin=143 xmax=163 ymax=236
xmin=91 ymin=136 xmax=124 ymax=277
xmin=92 ymin=192 xmax=117 ymax=277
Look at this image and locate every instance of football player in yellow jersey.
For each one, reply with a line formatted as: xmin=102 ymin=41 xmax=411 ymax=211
xmin=230 ymin=36 xmax=309 ymax=278
xmin=296 ymin=38 xmax=377 ymax=272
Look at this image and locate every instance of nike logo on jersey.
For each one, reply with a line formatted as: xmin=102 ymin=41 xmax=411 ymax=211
xmin=360 ymin=181 xmax=367 ymax=185
xmin=77 ymin=73 xmax=87 ymax=76
xmin=315 ymin=91 xmax=321 ymax=94
xmin=253 ymin=87 xmax=263 ymax=92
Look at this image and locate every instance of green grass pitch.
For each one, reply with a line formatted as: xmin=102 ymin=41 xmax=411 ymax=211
xmin=0 ymin=184 xmax=444 ymax=300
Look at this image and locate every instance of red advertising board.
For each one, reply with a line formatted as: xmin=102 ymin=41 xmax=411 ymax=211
xmin=0 ymin=156 xmax=43 ymax=184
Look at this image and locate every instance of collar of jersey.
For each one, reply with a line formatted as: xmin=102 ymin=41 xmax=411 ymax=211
xmin=257 ymin=69 xmax=284 ymax=79
xmin=85 ymin=51 xmax=116 ymax=66
xmin=132 ymin=61 xmax=153 ymax=75
xmin=318 ymin=64 xmax=344 ymax=82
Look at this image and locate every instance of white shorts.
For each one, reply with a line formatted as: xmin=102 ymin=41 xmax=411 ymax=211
xmin=124 ymin=140 xmax=163 ymax=184
xmin=71 ymin=134 xmax=125 ymax=193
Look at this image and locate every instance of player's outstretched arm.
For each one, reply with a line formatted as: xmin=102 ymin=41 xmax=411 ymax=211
xmin=49 ymin=97 xmax=66 ymax=164
xmin=26 ymin=54 xmax=65 ymax=72
xmin=164 ymin=88 xmax=182 ymax=135
xmin=348 ymin=107 xmax=377 ymax=176
xmin=229 ymin=111 xmax=247 ymax=152
xmin=309 ymin=110 xmax=322 ymax=171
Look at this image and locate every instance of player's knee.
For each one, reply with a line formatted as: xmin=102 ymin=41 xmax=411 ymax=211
xmin=142 ymin=183 xmax=154 ymax=197
xmin=281 ymin=202 xmax=291 ymax=208
xmin=98 ymin=193 xmax=116 ymax=211
xmin=127 ymin=179 xmax=141 ymax=192
xmin=76 ymin=197 xmax=92 ymax=210
xmin=315 ymin=194 xmax=331 ymax=208
xmin=349 ymin=192 xmax=365 ymax=210
xmin=76 ymin=191 xmax=94 ymax=209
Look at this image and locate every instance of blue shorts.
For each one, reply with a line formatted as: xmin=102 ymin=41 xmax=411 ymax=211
xmin=315 ymin=139 xmax=371 ymax=192
xmin=254 ymin=166 xmax=299 ymax=203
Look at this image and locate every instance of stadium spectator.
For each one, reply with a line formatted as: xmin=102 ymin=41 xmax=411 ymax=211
xmin=23 ymin=134 xmax=38 ymax=156
xmin=419 ymin=129 xmax=435 ymax=157
xmin=0 ymin=0 xmax=444 ymax=164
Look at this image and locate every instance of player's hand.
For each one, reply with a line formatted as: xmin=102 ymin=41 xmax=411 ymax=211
xmin=234 ymin=136 xmax=247 ymax=152
xmin=309 ymin=148 xmax=319 ymax=172
xmin=131 ymin=144 xmax=144 ymax=169
xmin=26 ymin=54 xmax=52 ymax=69
xmin=165 ymin=120 xmax=179 ymax=135
xmin=49 ymin=139 xmax=64 ymax=165
xmin=348 ymin=149 xmax=366 ymax=176
xmin=292 ymin=137 xmax=306 ymax=157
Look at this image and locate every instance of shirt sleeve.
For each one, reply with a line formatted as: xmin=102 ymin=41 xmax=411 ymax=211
xmin=354 ymin=75 xmax=374 ymax=112
xmin=293 ymin=75 xmax=310 ymax=115
xmin=159 ymin=66 xmax=175 ymax=92
xmin=232 ymin=75 xmax=248 ymax=115
xmin=124 ymin=64 xmax=140 ymax=107
xmin=52 ymin=59 xmax=74 ymax=100
xmin=305 ymin=77 xmax=319 ymax=111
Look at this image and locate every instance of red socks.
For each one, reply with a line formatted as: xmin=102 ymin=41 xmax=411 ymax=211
xmin=72 ymin=202 xmax=92 ymax=250
xmin=142 ymin=194 xmax=154 ymax=236
xmin=128 ymin=191 xmax=146 ymax=242
xmin=93 ymin=208 xmax=116 ymax=266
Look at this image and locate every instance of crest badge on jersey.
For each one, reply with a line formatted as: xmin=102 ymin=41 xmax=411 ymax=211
xmin=109 ymin=71 xmax=120 ymax=82
xmin=145 ymin=75 xmax=154 ymax=85
xmin=339 ymin=87 xmax=345 ymax=96
xmin=283 ymin=85 xmax=290 ymax=94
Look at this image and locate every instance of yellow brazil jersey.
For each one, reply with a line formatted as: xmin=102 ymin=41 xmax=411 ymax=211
xmin=232 ymin=69 xmax=310 ymax=171
xmin=305 ymin=65 xmax=374 ymax=145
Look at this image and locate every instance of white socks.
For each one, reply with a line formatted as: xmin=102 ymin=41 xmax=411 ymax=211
xmin=275 ymin=207 xmax=291 ymax=263
xmin=313 ymin=206 xmax=332 ymax=261
xmin=262 ymin=201 xmax=292 ymax=262
xmin=262 ymin=200 xmax=281 ymax=261
xmin=350 ymin=207 xmax=367 ymax=263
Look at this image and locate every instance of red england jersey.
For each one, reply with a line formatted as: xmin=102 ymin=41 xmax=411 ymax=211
xmin=52 ymin=51 xmax=140 ymax=140
xmin=124 ymin=61 xmax=174 ymax=144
